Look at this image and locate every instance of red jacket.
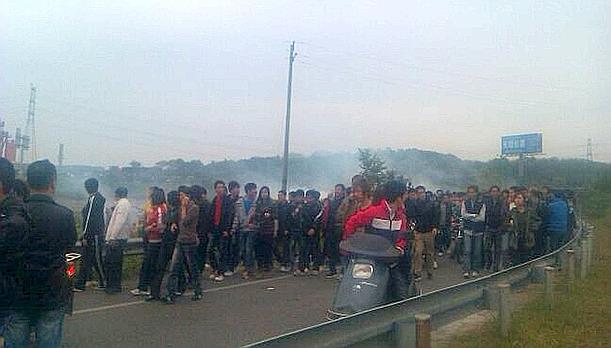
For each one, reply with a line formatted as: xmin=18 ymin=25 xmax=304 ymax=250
xmin=343 ymin=199 xmax=408 ymax=251
xmin=146 ymin=204 xmax=167 ymax=242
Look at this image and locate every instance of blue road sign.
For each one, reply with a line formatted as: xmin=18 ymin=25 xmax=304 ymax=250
xmin=501 ymin=133 xmax=543 ymax=156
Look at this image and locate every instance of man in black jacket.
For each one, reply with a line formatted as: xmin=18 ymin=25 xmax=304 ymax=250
xmin=75 ymin=178 xmax=106 ymax=291
xmin=4 ymin=160 xmax=77 ymax=348
xmin=0 ymin=158 xmax=29 ymax=340
xmin=407 ymin=185 xmax=440 ymax=281
xmin=208 ymin=181 xmax=234 ymax=281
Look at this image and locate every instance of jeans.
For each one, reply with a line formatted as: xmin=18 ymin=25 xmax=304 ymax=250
xmin=239 ymin=230 xmax=257 ymax=273
xmin=166 ymin=242 xmax=201 ymax=297
xmin=137 ymin=242 xmax=162 ymax=291
xmin=485 ymin=230 xmax=509 ymax=272
xmin=75 ymin=235 xmax=106 ymax=289
xmin=150 ymin=239 xmax=179 ymax=299
xmin=288 ymin=231 xmax=303 ymax=269
xmin=209 ymin=230 xmax=231 ymax=274
xmin=3 ymin=309 xmax=65 ymax=348
xmin=463 ymin=230 xmax=483 ymax=273
xmin=104 ymin=239 xmax=126 ymax=292
xmin=299 ymin=234 xmax=321 ymax=271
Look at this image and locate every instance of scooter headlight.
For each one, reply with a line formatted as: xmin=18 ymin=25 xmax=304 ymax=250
xmin=352 ymin=264 xmax=373 ymax=279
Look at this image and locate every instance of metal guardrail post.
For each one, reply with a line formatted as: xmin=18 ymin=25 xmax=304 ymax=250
xmin=415 ymin=314 xmax=431 ymax=348
xmin=566 ymin=249 xmax=575 ymax=291
xmin=544 ymin=266 xmax=554 ymax=307
xmin=586 ymin=235 xmax=593 ymax=269
xmin=394 ymin=319 xmax=415 ymax=348
xmin=580 ymin=240 xmax=588 ymax=279
xmin=532 ymin=264 xmax=547 ymax=284
xmin=497 ymin=283 xmax=510 ymax=338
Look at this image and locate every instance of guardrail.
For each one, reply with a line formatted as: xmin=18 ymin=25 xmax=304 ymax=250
xmin=245 ymin=220 xmax=593 ymax=348
xmin=75 ymin=238 xmax=145 ymax=256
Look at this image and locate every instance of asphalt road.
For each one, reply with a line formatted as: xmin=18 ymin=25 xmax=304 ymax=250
xmin=63 ymin=255 xmax=468 ymax=348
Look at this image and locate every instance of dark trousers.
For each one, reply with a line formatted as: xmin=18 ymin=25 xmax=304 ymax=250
xmin=150 ymin=239 xmax=187 ymax=299
xmin=166 ymin=243 xmax=201 ymax=297
xmin=435 ymin=226 xmax=451 ymax=253
xmin=389 ymin=253 xmax=411 ymax=301
xmin=196 ymin=233 xmax=209 ymax=274
xmin=255 ymin=233 xmax=274 ymax=270
xmin=137 ymin=242 xmax=162 ymax=291
xmin=278 ymin=232 xmax=292 ymax=267
xmin=299 ymin=235 xmax=321 ymax=271
xmin=75 ymin=235 xmax=106 ymax=288
xmin=104 ymin=240 xmax=126 ymax=292
xmin=209 ymin=230 xmax=230 ymax=274
xmin=324 ymin=227 xmax=341 ymax=273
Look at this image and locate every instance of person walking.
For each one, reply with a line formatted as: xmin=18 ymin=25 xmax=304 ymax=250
xmin=104 ymin=187 xmax=132 ymax=294
xmin=74 ymin=178 xmax=106 ymax=292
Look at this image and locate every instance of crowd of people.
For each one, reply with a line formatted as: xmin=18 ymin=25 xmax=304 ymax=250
xmin=75 ymin=174 xmax=574 ymax=303
xmin=0 ymin=156 xmax=575 ymax=347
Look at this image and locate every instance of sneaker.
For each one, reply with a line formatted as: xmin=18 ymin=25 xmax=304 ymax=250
xmin=463 ymin=272 xmax=470 ymax=278
xmin=162 ymin=296 xmax=175 ymax=304
xmin=242 ymin=272 xmax=251 ymax=280
xmin=325 ymin=271 xmax=337 ymax=279
xmin=209 ymin=273 xmax=216 ymax=280
xmin=191 ymin=293 xmax=203 ymax=301
xmin=130 ymin=288 xmax=144 ymax=296
xmin=72 ymin=287 xmax=85 ymax=293
xmin=293 ymin=270 xmax=305 ymax=276
xmin=144 ymin=295 xmax=160 ymax=302
xmin=214 ymin=275 xmax=225 ymax=282
xmin=438 ymin=252 xmax=444 ymax=257
xmin=433 ymin=261 xmax=438 ymax=270
xmin=173 ymin=291 xmax=183 ymax=297
xmin=280 ymin=266 xmax=290 ymax=273
xmin=95 ymin=284 xmax=106 ymax=291
xmin=471 ymin=271 xmax=479 ymax=277
xmin=223 ymin=271 xmax=234 ymax=277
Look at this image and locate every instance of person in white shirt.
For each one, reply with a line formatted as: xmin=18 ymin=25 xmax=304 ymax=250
xmin=104 ymin=187 xmax=132 ymax=294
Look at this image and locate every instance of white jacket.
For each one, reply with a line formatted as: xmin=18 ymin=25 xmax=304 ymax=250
xmin=105 ymin=198 xmax=132 ymax=241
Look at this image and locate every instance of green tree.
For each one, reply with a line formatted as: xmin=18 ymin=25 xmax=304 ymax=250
xmin=358 ymin=148 xmax=394 ymax=189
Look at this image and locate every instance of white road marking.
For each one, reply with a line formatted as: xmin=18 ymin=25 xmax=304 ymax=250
xmin=72 ymin=275 xmax=293 ymax=315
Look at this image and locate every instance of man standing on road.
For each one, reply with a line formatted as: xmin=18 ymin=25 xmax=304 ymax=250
xmin=0 ymin=158 xmax=29 ymax=344
xmin=75 ymin=178 xmax=106 ymax=292
xmin=275 ymin=190 xmax=291 ymax=272
xmin=461 ymin=185 xmax=486 ymax=278
xmin=323 ymin=184 xmax=345 ymax=279
xmin=233 ymin=183 xmax=258 ymax=280
xmin=484 ymin=186 xmax=509 ymax=272
xmin=208 ymin=181 xmax=234 ymax=282
xmin=104 ymin=187 xmax=132 ymax=294
xmin=4 ymin=160 xmax=76 ymax=348
xmin=407 ymin=185 xmax=439 ymax=282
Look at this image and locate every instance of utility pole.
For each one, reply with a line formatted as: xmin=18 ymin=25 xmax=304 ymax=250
xmin=58 ymin=143 xmax=65 ymax=167
xmin=24 ymin=84 xmax=37 ymax=163
xmin=281 ymin=41 xmax=296 ymax=193
xmin=586 ymin=138 xmax=593 ymax=162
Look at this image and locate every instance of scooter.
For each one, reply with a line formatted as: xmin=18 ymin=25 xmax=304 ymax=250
xmin=65 ymin=252 xmax=82 ymax=315
xmin=327 ymin=233 xmax=401 ymax=320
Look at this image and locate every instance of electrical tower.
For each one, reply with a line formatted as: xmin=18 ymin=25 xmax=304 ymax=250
xmin=24 ymin=84 xmax=37 ymax=163
xmin=58 ymin=143 xmax=65 ymax=167
xmin=586 ymin=138 xmax=593 ymax=161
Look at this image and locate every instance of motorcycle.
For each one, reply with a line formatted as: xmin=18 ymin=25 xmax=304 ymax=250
xmin=65 ymin=252 xmax=82 ymax=314
xmin=327 ymin=233 xmax=402 ymax=320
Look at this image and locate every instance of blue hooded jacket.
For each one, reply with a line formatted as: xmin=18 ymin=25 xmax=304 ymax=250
xmin=546 ymin=195 xmax=568 ymax=236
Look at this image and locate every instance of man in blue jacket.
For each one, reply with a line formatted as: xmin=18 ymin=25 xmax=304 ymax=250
xmin=546 ymin=193 xmax=569 ymax=252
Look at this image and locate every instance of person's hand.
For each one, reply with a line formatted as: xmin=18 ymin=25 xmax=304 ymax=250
xmin=432 ymin=228 xmax=438 ymax=236
xmin=395 ymin=246 xmax=405 ymax=255
xmin=81 ymin=239 xmax=88 ymax=247
xmin=222 ymin=231 xmax=229 ymax=237
xmin=171 ymin=223 xmax=178 ymax=232
xmin=307 ymin=229 xmax=315 ymax=236
xmin=284 ymin=230 xmax=289 ymax=236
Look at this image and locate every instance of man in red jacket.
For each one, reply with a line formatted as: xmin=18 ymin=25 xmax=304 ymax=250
xmin=343 ymin=180 xmax=410 ymax=300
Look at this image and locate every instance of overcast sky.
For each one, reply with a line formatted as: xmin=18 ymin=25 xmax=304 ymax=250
xmin=1 ymin=0 xmax=610 ymax=166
